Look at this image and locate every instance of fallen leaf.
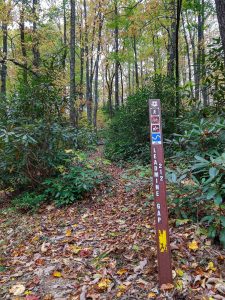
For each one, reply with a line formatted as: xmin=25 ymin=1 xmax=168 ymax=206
xmin=53 ymin=271 xmax=62 ymax=278
xmin=148 ymin=292 xmax=156 ymax=298
xmin=79 ymin=248 xmax=92 ymax=257
xmin=117 ymin=268 xmax=128 ymax=276
xmin=188 ymin=240 xmax=199 ymax=251
xmin=66 ymin=229 xmax=72 ymax=237
xmin=176 ymin=269 xmax=184 ymax=277
xmin=41 ymin=242 xmax=49 ymax=253
xmin=97 ymin=278 xmax=112 ymax=291
xmin=206 ymin=262 xmax=217 ymax=272
xmin=70 ymin=245 xmax=82 ymax=254
xmin=9 ymin=284 xmax=26 ymax=296
xmin=215 ymin=282 xmax=225 ymax=295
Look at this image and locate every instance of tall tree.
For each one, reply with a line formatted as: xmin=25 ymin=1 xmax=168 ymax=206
xmin=32 ymin=0 xmax=40 ymax=68
xmin=215 ymin=0 xmax=225 ymax=66
xmin=70 ymin=0 xmax=77 ymax=126
xmin=114 ymin=0 xmax=119 ymax=109
xmin=19 ymin=0 xmax=28 ymax=83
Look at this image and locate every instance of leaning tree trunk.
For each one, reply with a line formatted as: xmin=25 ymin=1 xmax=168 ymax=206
xmin=215 ymin=0 xmax=225 ymax=66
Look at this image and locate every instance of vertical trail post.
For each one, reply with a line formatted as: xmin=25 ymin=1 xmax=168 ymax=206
xmin=149 ymin=99 xmax=173 ymax=285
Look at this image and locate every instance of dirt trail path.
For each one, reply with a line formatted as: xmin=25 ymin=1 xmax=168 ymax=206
xmin=0 ymin=148 xmax=225 ymax=300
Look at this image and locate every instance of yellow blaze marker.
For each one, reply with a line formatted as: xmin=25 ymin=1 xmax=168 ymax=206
xmin=159 ymin=230 xmax=168 ymax=253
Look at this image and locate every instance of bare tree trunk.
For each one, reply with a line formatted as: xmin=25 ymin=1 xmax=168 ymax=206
xmin=19 ymin=0 xmax=27 ymax=83
xmin=83 ymin=0 xmax=91 ymax=123
xmin=106 ymin=63 xmax=114 ymax=118
xmin=128 ymin=62 xmax=131 ymax=95
xmin=133 ymin=35 xmax=139 ymax=89
xmin=200 ymin=0 xmax=208 ymax=106
xmin=1 ymin=4 xmax=8 ymax=99
xmin=62 ymin=0 xmax=67 ymax=71
xmin=114 ymin=0 xmax=119 ymax=109
xmin=167 ymin=0 xmax=176 ymax=79
xmin=182 ymin=12 xmax=194 ymax=98
xmin=32 ymin=0 xmax=40 ymax=68
xmin=93 ymin=9 xmax=103 ymax=129
xmin=79 ymin=18 xmax=84 ymax=105
xmin=215 ymin=0 xmax=225 ymax=66
xmin=69 ymin=0 xmax=77 ymax=126
xmin=186 ymin=12 xmax=198 ymax=100
xmin=119 ymin=64 xmax=124 ymax=105
xmin=175 ymin=0 xmax=183 ymax=117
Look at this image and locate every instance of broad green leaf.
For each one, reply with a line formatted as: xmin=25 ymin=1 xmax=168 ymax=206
xmin=214 ymin=194 xmax=223 ymax=205
xmin=209 ymin=167 xmax=219 ymax=178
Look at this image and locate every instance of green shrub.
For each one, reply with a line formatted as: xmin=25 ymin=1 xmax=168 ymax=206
xmin=167 ymin=152 xmax=225 ymax=247
xmin=44 ymin=164 xmax=107 ymax=207
xmin=0 ymin=122 xmax=97 ymax=190
xmin=12 ymin=153 xmax=109 ymax=210
xmin=12 ymin=192 xmax=47 ymax=212
xmin=165 ymin=116 xmax=225 ymax=158
xmin=104 ymin=75 xmax=176 ymax=163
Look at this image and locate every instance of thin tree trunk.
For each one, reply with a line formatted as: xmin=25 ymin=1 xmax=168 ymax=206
xmin=83 ymin=0 xmax=91 ymax=123
xmin=69 ymin=0 xmax=77 ymax=126
xmin=182 ymin=12 xmax=194 ymax=98
xmin=167 ymin=0 xmax=176 ymax=79
xmin=93 ymin=9 xmax=103 ymax=129
xmin=175 ymin=0 xmax=183 ymax=117
xmin=32 ymin=0 xmax=40 ymax=68
xmin=114 ymin=0 xmax=119 ymax=109
xmin=215 ymin=0 xmax=225 ymax=66
xmin=1 ymin=6 xmax=8 ymax=99
xmin=19 ymin=0 xmax=27 ymax=83
xmin=119 ymin=64 xmax=124 ymax=105
xmin=79 ymin=18 xmax=84 ymax=104
xmin=200 ymin=0 xmax=208 ymax=106
xmin=186 ymin=11 xmax=198 ymax=100
xmin=128 ymin=62 xmax=131 ymax=95
xmin=133 ymin=35 xmax=139 ymax=89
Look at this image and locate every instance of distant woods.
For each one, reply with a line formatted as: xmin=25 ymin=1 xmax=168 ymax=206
xmin=0 ymin=0 xmax=225 ymax=128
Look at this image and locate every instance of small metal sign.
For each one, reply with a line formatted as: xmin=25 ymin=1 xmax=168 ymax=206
xmin=149 ymin=99 xmax=173 ymax=285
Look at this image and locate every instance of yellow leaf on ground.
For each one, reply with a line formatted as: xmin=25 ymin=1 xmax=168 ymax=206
xmin=70 ymin=245 xmax=82 ymax=254
xmin=117 ymin=269 xmax=128 ymax=276
xmin=116 ymin=284 xmax=127 ymax=297
xmin=53 ymin=271 xmax=62 ymax=278
xmin=188 ymin=240 xmax=199 ymax=251
xmin=148 ymin=292 xmax=156 ymax=298
xmin=66 ymin=229 xmax=72 ymax=237
xmin=97 ymin=278 xmax=111 ymax=290
xmin=176 ymin=269 xmax=184 ymax=277
xmin=206 ymin=262 xmax=217 ymax=272
xmin=176 ymin=280 xmax=183 ymax=290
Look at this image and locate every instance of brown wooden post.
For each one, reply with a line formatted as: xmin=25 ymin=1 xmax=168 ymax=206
xmin=149 ymin=99 xmax=173 ymax=285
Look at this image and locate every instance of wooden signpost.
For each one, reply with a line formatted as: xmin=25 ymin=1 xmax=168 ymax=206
xmin=149 ymin=99 xmax=173 ymax=285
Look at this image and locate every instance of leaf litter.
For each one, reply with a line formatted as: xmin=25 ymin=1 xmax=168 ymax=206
xmin=0 ymin=149 xmax=225 ymax=299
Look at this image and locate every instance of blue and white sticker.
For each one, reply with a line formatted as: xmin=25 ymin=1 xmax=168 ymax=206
xmin=152 ymin=133 xmax=162 ymax=145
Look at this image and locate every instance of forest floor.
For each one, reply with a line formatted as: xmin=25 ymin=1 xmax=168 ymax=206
xmin=0 ymin=148 xmax=225 ymax=300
